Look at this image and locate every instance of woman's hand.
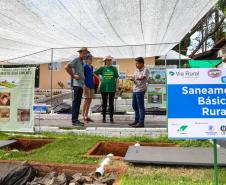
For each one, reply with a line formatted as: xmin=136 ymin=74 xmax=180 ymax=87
xmin=98 ymin=76 xmax=102 ymax=82
xmin=116 ymin=88 xmax=120 ymax=96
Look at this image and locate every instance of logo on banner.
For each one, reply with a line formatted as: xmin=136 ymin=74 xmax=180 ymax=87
xmin=169 ymin=71 xmax=175 ymax=76
xmin=208 ymin=69 xmax=222 ymax=78
xmin=205 ymin=125 xmax=217 ymax=135
xmin=220 ymin=125 xmax=226 ymax=135
xmin=169 ymin=70 xmax=199 ymax=78
xmin=208 ymin=125 xmax=214 ymax=131
xmin=221 ymin=76 xmax=226 ymax=83
xmin=177 ymin=125 xmax=188 ymax=134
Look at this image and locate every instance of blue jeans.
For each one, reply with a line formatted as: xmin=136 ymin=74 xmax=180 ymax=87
xmin=72 ymin=86 xmax=83 ymax=122
xmin=132 ymin=91 xmax=145 ymax=125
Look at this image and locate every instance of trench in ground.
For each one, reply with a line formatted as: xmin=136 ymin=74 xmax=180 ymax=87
xmin=87 ymin=141 xmax=177 ymax=158
xmin=5 ymin=138 xmax=53 ymax=151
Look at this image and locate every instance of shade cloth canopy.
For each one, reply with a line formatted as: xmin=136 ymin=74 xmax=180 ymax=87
xmin=0 ymin=0 xmax=218 ymax=64
xmin=158 ymin=50 xmax=190 ymax=60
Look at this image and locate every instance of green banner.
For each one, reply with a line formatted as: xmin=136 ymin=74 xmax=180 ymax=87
xmin=188 ymin=59 xmax=222 ymax=68
xmin=0 ymin=67 xmax=35 ymax=132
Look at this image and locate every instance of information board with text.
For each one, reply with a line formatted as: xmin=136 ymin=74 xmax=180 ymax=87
xmin=167 ymin=68 xmax=226 ymax=139
xmin=0 ymin=67 xmax=35 ymax=132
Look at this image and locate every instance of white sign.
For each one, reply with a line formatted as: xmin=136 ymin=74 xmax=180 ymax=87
xmin=167 ymin=68 xmax=226 ymax=139
xmin=0 ymin=68 xmax=35 ymax=132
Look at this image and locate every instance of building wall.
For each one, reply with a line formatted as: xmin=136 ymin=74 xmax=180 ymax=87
xmin=117 ymin=57 xmax=155 ymax=75
xmin=39 ymin=57 xmax=155 ymax=89
xmin=39 ymin=62 xmax=70 ymax=89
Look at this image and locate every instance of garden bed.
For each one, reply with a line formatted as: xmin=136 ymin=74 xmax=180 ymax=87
xmin=5 ymin=138 xmax=53 ymax=152
xmin=87 ymin=141 xmax=177 ymax=159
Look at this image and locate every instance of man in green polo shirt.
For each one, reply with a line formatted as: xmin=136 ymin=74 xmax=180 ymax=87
xmin=65 ymin=47 xmax=88 ymax=126
xmin=94 ymin=56 xmax=119 ymax=123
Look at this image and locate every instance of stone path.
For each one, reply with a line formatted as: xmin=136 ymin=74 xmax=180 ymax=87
xmin=34 ymin=114 xmax=167 ymax=137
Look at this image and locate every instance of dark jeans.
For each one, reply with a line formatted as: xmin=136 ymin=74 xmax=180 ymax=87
xmin=94 ymin=84 xmax=98 ymax=94
xmin=72 ymin=86 xmax=83 ymax=122
xmin=101 ymin=92 xmax=115 ymax=119
xmin=132 ymin=91 xmax=145 ymax=125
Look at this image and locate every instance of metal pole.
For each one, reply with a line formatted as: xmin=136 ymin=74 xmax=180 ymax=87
xmin=179 ymin=42 xmax=181 ymax=68
xmin=164 ymin=55 xmax=167 ymax=67
xmin=213 ymin=139 xmax=218 ymax=185
xmin=50 ymin=48 xmax=53 ymax=106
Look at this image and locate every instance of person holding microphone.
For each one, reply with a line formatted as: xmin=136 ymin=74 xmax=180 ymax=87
xmin=128 ymin=57 xmax=149 ymax=128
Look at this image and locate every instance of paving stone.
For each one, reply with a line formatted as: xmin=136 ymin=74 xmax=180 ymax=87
xmin=34 ymin=126 xmax=167 ymax=138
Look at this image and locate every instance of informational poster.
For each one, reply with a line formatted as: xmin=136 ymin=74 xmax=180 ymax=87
xmin=167 ymin=68 xmax=226 ymax=139
xmin=119 ymin=72 xmax=126 ymax=80
xmin=0 ymin=68 xmax=35 ymax=132
xmin=147 ymin=65 xmax=176 ymax=108
xmin=48 ymin=62 xmax=61 ymax=71
xmin=147 ymin=85 xmax=166 ymax=108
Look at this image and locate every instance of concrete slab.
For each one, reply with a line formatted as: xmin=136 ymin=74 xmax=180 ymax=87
xmin=35 ymin=119 xmax=166 ymax=129
xmin=124 ymin=146 xmax=226 ymax=167
xmin=0 ymin=140 xmax=17 ymax=149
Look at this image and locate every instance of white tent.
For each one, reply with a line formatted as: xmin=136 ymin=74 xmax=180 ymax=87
xmin=158 ymin=50 xmax=190 ymax=60
xmin=0 ymin=0 xmax=218 ymax=64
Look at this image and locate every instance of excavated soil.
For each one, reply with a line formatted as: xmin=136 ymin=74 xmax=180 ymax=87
xmin=5 ymin=138 xmax=53 ymax=151
xmin=87 ymin=141 xmax=177 ymax=159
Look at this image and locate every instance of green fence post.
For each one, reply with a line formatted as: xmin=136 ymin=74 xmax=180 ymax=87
xmin=213 ymin=139 xmax=218 ymax=185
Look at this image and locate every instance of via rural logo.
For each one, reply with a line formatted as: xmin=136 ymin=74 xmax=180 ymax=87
xmin=169 ymin=71 xmax=175 ymax=76
xmin=177 ymin=125 xmax=188 ymax=132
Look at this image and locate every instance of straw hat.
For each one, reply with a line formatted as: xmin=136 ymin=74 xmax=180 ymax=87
xmin=103 ymin=56 xmax=113 ymax=62
xmin=77 ymin=47 xmax=89 ymax=53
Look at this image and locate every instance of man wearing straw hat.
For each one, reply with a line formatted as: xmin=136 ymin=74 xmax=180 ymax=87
xmin=65 ymin=47 xmax=88 ymax=126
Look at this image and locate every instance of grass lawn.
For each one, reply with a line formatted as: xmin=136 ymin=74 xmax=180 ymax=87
xmin=0 ymin=132 xmax=212 ymax=164
xmin=0 ymin=132 xmax=225 ymax=184
xmin=120 ymin=167 xmax=226 ymax=185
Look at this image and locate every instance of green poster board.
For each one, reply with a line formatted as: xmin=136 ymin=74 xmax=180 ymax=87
xmin=188 ymin=59 xmax=222 ymax=68
xmin=0 ymin=67 xmax=35 ymax=132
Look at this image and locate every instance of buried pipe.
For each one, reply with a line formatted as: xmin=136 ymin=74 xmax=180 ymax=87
xmin=134 ymin=142 xmax=140 ymax=147
xmin=95 ymin=153 xmax=114 ymax=176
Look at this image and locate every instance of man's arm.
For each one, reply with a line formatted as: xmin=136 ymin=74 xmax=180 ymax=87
xmin=136 ymin=68 xmax=149 ymax=81
xmin=65 ymin=63 xmax=74 ymax=78
xmin=65 ymin=63 xmax=81 ymax=80
xmin=136 ymin=76 xmax=146 ymax=81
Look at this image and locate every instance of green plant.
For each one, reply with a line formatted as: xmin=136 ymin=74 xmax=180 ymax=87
xmin=57 ymin=81 xmax=65 ymax=89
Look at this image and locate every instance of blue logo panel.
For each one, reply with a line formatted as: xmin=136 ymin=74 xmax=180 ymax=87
xmin=168 ymin=84 xmax=226 ymax=118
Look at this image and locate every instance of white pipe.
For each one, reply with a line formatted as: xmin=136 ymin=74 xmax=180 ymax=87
xmin=100 ymin=157 xmax=111 ymax=166
xmin=134 ymin=142 xmax=140 ymax=146
xmin=95 ymin=154 xmax=114 ymax=176
xmin=95 ymin=166 xmax=105 ymax=176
